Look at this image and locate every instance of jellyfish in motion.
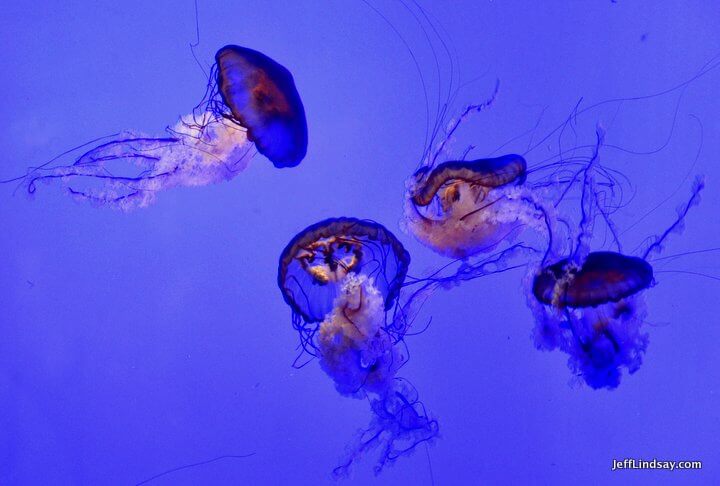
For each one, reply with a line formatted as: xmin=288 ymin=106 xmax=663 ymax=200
xmin=214 ymin=45 xmax=307 ymax=168
xmin=530 ymin=252 xmax=652 ymax=389
xmin=7 ymin=45 xmax=307 ymax=210
xmin=277 ymin=217 xmax=438 ymax=475
xmin=526 ymin=169 xmax=705 ymax=389
xmin=402 ymin=90 xmax=587 ymax=264
xmin=404 ymin=152 xmax=558 ymax=258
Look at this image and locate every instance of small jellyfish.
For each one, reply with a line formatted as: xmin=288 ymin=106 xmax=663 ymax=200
xmin=277 ymin=217 xmax=438 ymax=475
xmin=5 ymin=45 xmax=307 ymax=210
xmin=526 ymin=167 xmax=705 ymax=389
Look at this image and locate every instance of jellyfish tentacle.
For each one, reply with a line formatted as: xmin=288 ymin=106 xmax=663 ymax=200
xmin=642 ymin=176 xmax=705 ymax=260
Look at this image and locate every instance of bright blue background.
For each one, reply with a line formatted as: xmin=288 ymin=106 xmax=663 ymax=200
xmin=1 ymin=1 xmax=719 ymax=484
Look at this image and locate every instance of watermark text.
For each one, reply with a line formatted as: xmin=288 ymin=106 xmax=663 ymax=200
xmin=612 ymin=458 xmax=702 ymax=471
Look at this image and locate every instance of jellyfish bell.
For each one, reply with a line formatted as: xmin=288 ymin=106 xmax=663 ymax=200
xmin=215 ymin=45 xmax=308 ymax=168
xmin=532 ymin=251 xmax=654 ymax=309
xmin=278 ymin=217 xmax=410 ymax=324
xmin=409 ymin=154 xmax=527 ymax=207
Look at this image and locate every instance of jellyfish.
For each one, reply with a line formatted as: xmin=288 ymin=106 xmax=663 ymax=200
xmin=382 ymin=0 xmax=720 ymax=266
xmin=525 ymin=161 xmax=705 ymax=389
xmin=401 ymin=91 xmax=603 ymax=264
xmin=4 ymin=45 xmax=307 ymax=210
xmin=529 ymin=251 xmax=652 ymax=389
xmin=404 ymin=153 xmax=558 ymax=259
xmin=277 ymin=217 xmax=438 ymax=475
xmin=214 ymin=45 xmax=308 ymax=168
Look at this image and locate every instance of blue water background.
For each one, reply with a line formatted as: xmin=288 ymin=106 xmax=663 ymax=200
xmin=1 ymin=1 xmax=719 ymax=484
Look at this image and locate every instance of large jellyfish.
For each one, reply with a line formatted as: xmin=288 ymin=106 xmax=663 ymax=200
xmin=277 ymin=217 xmax=438 ymax=476
xmin=5 ymin=45 xmax=307 ymax=210
xmin=525 ymin=159 xmax=705 ymax=389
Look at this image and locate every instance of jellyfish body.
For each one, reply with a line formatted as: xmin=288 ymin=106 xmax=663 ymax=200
xmin=526 ymin=176 xmax=705 ymax=389
xmin=404 ymin=154 xmax=554 ymax=259
xmin=215 ymin=45 xmax=308 ymax=168
xmin=277 ymin=217 xmax=437 ymax=475
xmin=401 ymin=85 xmax=554 ymax=260
xmin=278 ymin=217 xmax=410 ymax=324
xmin=10 ymin=45 xmax=307 ymax=209
xmin=316 ymin=273 xmax=403 ymax=396
xmin=527 ymin=251 xmax=652 ymax=389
